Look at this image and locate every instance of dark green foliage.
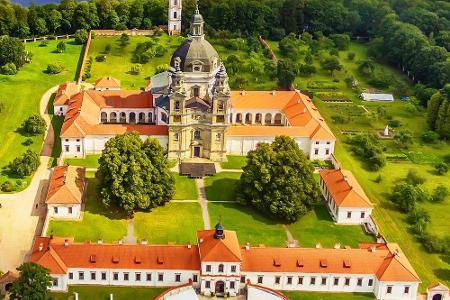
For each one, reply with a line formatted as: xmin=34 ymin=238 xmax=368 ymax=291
xmin=119 ymin=33 xmax=130 ymax=47
xmin=419 ymin=233 xmax=450 ymax=254
xmin=390 ymin=182 xmax=426 ymax=213
xmin=388 ymin=119 xmax=401 ymax=128
xmin=97 ymin=132 xmax=175 ymax=214
xmin=435 ymin=162 xmax=449 ymax=175
xmin=105 ymin=44 xmax=112 ymax=53
xmin=331 ymin=115 xmax=347 ymax=124
xmin=330 ymin=34 xmax=350 ymax=50
xmin=22 ymin=138 xmax=33 ymax=146
xmin=74 ymin=29 xmax=89 ymax=44
xmin=421 ymin=130 xmax=439 ymax=143
xmin=155 ymin=45 xmax=167 ymax=57
xmin=431 ymin=184 xmax=449 ymax=203
xmin=277 ymin=59 xmax=296 ymax=89
xmin=39 ymin=40 xmax=49 ymax=47
xmin=155 ymin=64 xmax=168 ymax=75
xmin=237 ymin=136 xmax=320 ymax=222
xmin=414 ymin=84 xmax=437 ymax=107
xmin=405 ymin=170 xmax=426 ymax=186
xmin=346 ymin=134 xmax=386 ymax=171
xmin=56 ymin=41 xmax=66 ymax=53
xmin=225 ymin=55 xmax=241 ymax=75
xmin=1 ymin=62 xmax=18 ymax=75
xmin=407 ymin=208 xmax=430 ymax=235
xmin=0 ymin=36 xmax=26 ymax=69
xmin=7 ymin=149 xmax=40 ymax=177
xmin=347 ymin=52 xmax=355 ymax=60
xmin=427 ymin=88 xmax=450 ymax=138
xmin=279 ymin=33 xmax=302 ymax=60
xmin=394 ymin=130 xmax=413 ymax=148
xmin=22 ymin=114 xmax=46 ymax=135
xmin=46 ymin=63 xmax=65 ymax=74
xmin=298 ymin=64 xmax=316 ymax=77
xmin=321 ymin=56 xmax=342 ymax=76
xmin=9 ymin=262 xmax=52 ymax=300
xmin=1 ymin=180 xmax=15 ymax=192
xmin=95 ymin=55 xmax=106 ymax=62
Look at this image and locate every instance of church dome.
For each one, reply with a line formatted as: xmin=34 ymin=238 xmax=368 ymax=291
xmin=170 ymin=38 xmax=220 ymax=73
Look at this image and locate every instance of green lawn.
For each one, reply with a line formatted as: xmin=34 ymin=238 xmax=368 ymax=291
xmin=64 ymin=154 xmax=101 ymax=168
xmin=220 ymin=155 xmax=247 ymax=169
xmin=208 ymin=202 xmax=286 ymax=246
xmin=173 ymin=173 xmax=198 ymax=200
xmin=204 ymin=172 xmax=241 ymax=202
xmin=283 ymin=291 xmax=374 ymax=300
xmin=134 ymin=202 xmax=203 ymax=244
xmin=47 ymin=172 xmax=128 ymax=242
xmin=0 ymin=39 xmax=83 ymax=191
xmin=47 ymin=93 xmax=64 ymax=167
xmin=86 ymin=34 xmax=185 ymax=89
xmin=51 ymin=286 xmax=165 ymax=300
xmin=288 ymin=206 xmax=375 ymax=248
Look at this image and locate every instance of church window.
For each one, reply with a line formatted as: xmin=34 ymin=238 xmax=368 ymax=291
xmin=218 ymin=101 xmax=224 ymax=110
xmin=255 ymin=113 xmax=262 ymax=124
xmin=368 ymin=279 xmax=373 ymax=286
xmin=193 ymin=87 xmax=200 ymax=97
xmin=174 ymin=12 xmax=177 ymax=18
xmin=236 ymin=113 xmax=242 ymax=124
xmin=218 ymin=264 xmax=224 ymax=273
xmin=360 ymin=212 xmax=365 ymax=218
xmin=194 ymin=130 xmax=201 ymax=140
xmin=174 ymin=0 xmax=177 ymax=6
xmin=216 ymin=133 xmax=221 ymax=141
xmin=52 ymin=278 xmax=58 ymax=286
xmin=347 ymin=211 xmax=352 ymax=218
xmin=129 ymin=112 xmax=136 ymax=124
xmin=193 ymin=274 xmax=198 ymax=282
xmin=310 ymin=277 xmax=316 ymax=285
xmin=175 ymin=101 xmax=180 ymax=110
xmin=216 ymin=115 xmax=224 ymax=123
xmin=274 ymin=113 xmax=282 ymax=125
xmin=174 ymin=133 xmax=179 ymax=141
xmin=325 ymin=149 xmax=330 ymax=155
xmin=120 ymin=112 xmax=126 ymax=123
xmin=148 ymin=112 xmax=153 ymax=123
xmin=386 ymin=286 xmax=392 ymax=294
xmin=205 ymin=281 xmax=211 ymax=288
xmin=161 ymin=113 xmax=168 ymax=123
xmin=175 ymin=274 xmax=181 ymax=282
xmin=245 ymin=113 xmax=252 ymax=124
xmin=275 ymin=276 xmax=281 ymax=284
xmin=404 ymin=286 xmax=410 ymax=294
xmin=173 ymin=25 xmax=177 ymax=30
xmin=206 ymin=265 xmax=211 ymax=272
xmin=76 ymin=146 xmax=80 ymax=152
xmin=158 ymin=273 xmax=164 ymax=282
xmin=287 ymin=277 xmax=293 ymax=285
xmin=257 ymin=276 xmax=263 ymax=284
xmin=265 ymin=113 xmax=272 ymax=124
xmin=231 ymin=265 xmax=236 ymax=272
xmin=174 ymin=115 xmax=181 ymax=123
xmin=65 ymin=145 xmax=69 ymax=152
xmin=314 ymin=148 xmax=319 ymax=155
xmin=101 ymin=112 xmax=107 ymax=123
xmin=54 ymin=207 xmax=58 ymax=214
xmin=240 ymin=276 xmax=246 ymax=283
xmin=139 ymin=112 xmax=146 ymax=123
xmin=230 ymin=281 xmax=235 ymax=289
xmin=110 ymin=112 xmax=117 ymax=123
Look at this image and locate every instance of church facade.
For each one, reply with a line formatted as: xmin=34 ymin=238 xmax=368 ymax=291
xmin=57 ymin=6 xmax=335 ymax=162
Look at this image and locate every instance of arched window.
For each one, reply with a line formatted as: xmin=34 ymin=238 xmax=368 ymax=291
xmin=110 ymin=112 xmax=117 ymax=123
xmin=218 ymin=264 xmax=224 ymax=273
xmin=245 ymin=113 xmax=252 ymax=124
xmin=175 ymin=101 xmax=180 ymax=110
xmin=236 ymin=113 xmax=242 ymax=124
xmin=101 ymin=112 xmax=107 ymax=123
xmin=216 ymin=133 xmax=221 ymax=141
xmin=265 ymin=113 xmax=272 ymax=125
xmin=148 ymin=112 xmax=153 ymax=123
xmin=218 ymin=101 xmax=224 ymax=111
xmin=161 ymin=113 xmax=168 ymax=123
xmin=255 ymin=113 xmax=262 ymax=124
xmin=174 ymin=133 xmax=179 ymax=141
xmin=174 ymin=11 xmax=177 ymax=18
xmin=274 ymin=113 xmax=282 ymax=125
xmin=139 ymin=112 xmax=145 ymax=123
xmin=194 ymin=130 xmax=201 ymax=140
xmin=129 ymin=112 xmax=136 ymax=124
xmin=119 ymin=112 xmax=126 ymax=123
xmin=193 ymin=87 xmax=200 ymax=97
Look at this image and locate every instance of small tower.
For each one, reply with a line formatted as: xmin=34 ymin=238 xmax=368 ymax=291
xmin=190 ymin=1 xmax=204 ymax=39
xmin=168 ymin=0 xmax=182 ymax=35
xmin=214 ymin=222 xmax=225 ymax=240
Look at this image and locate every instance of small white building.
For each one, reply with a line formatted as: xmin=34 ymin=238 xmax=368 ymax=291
xmin=319 ymin=168 xmax=374 ymax=224
xmin=53 ymin=82 xmax=79 ymax=116
xmin=361 ymin=93 xmax=394 ymax=102
xmin=427 ymin=282 xmax=449 ymax=300
xmin=45 ymin=166 xmax=86 ymax=220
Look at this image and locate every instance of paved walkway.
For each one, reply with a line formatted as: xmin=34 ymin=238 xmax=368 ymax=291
xmin=123 ymin=219 xmax=136 ymax=244
xmin=283 ymin=225 xmax=298 ymax=247
xmin=0 ymin=85 xmax=59 ymax=272
xmin=196 ymin=178 xmax=211 ymax=230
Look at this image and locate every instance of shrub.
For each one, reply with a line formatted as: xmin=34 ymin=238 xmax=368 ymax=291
xmin=375 ymin=174 xmax=382 ymax=183
xmin=155 ymin=64 xmax=168 ymax=75
xmin=119 ymin=33 xmax=129 ymax=47
xmin=421 ymin=131 xmax=439 ymax=143
xmin=130 ymin=64 xmax=142 ymax=75
xmin=46 ymin=63 xmax=64 ymax=74
xmin=331 ymin=115 xmax=347 ymax=124
xmin=347 ymin=52 xmax=356 ymax=60
xmin=435 ymin=162 xmax=449 ymax=175
xmin=105 ymin=44 xmax=112 ymax=53
xmin=420 ymin=233 xmax=447 ymax=254
xmin=444 ymin=154 xmax=450 ymax=165
xmin=388 ymin=119 xmax=401 ymax=128
xmin=8 ymin=149 xmax=40 ymax=177
xmin=407 ymin=208 xmax=430 ymax=235
xmin=1 ymin=63 xmax=18 ymax=75
xmin=95 ymin=55 xmax=106 ymax=62
xmin=405 ymin=170 xmax=426 ymax=186
xmin=74 ymin=29 xmax=88 ymax=44
xmin=39 ymin=40 xmax=49 ymax=47
xmin=431 ymin=184 xmax=449 ymax=203
xmin=1 ymin=181 xmax=15 ymax=192
xmin=330 ymin=34 xmax=350 ymax=50
xmin=344 ymin=76 xmax=354 ymax=88
xmin=270 ymin=27 xmax=286 ymax=41
xmin=22 ymin=138 xmax=33 ymax=146
xmin=56 ymin=41 xmax=66 ymax=53
xmin=298 ymin=64 xmax=316 ymax=76
xmin=22 ymin=114 xmax=46 ymax=135
xmin=346 ymin=134 xmax=386 ymax=171
xmin=155 ymin=45 xmax=167 ymax=57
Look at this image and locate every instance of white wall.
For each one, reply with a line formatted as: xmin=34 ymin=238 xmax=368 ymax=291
xmin=54 ymin=105 xmax=68 ymax=116
xmin=226 ymin=137 xmax=312 ymax=158
xmin=47 ymin=204 xmax=81 ymax=219
xmin=375 ymin=280 xmax=419 ymax=300
xmin=336 ymin=207 xmax=373 ymax=224
xmin=309 ymin=140 xmax=335 ymax=161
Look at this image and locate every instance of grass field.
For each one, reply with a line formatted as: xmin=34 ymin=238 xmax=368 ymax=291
xmin=47 ymin=173 xmax=128 ymax=242
xmin=50 ymin=286 xmax=165 ymax=300
xmin=64 ymin=154 xmax=101 ymax=168
xmin=288 ymin=206 xmax=375 ymax=248
xmin=47 ymin=94 xmax=64 ymax=167
xmin=134 ymin=202 xmax=203 ymax=244
xmin=204 ymin=172 xmax=241 ymax=202
xmin=283 ymin=291 xmax=374 ymax=300
xmin=208 ymin=202 xmax=287 ymax=246
xmin=172 ymin=173 xmax=198 ymax=200
xmin=220 ymin=155 xmax=247 ymax=169
xmin=86 ymin=34 xmax=185 ymax=89
xmin=0 ymin=39 xmax=83 ymax=191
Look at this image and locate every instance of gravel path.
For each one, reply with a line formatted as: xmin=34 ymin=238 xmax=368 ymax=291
xmin=196 ymin=178 xmax=211 ymax=230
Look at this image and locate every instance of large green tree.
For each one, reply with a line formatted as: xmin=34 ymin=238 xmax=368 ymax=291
xmin=237 ymin=136 xmax=320 ymax=222
xmin=0 ymin=35 xmax=27 ymax=69
xmin=97 ymin=132 xmax=175 ymax=214
xmin=9 ymin=262 xmax=52 ymax=300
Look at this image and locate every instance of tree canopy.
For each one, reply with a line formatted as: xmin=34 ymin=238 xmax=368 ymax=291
xmin=97 ymin=132 xmax=175 ymax=214
xmin=9 ymin=262 xmax=52 ymax=300
xmin=237 ymin=136 xmax=320 ymax=222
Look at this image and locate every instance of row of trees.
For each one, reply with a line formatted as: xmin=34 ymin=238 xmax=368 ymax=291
xmin=427 ymin=85 xmax=450 ymax=139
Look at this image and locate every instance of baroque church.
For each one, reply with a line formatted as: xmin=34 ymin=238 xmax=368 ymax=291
xmin=54 ymin=2 xmax=335 ymax=162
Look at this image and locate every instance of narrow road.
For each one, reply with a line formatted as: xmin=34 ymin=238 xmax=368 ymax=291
xmin=0 ymin=85 xmax=59 ymax=273
xmin=123 ymin=219 xmax=136 ymax=244
xmin=196 ymin=178 xmax=211 ymax=230
xmin=283 ymin=225 xmax=298 ymax=247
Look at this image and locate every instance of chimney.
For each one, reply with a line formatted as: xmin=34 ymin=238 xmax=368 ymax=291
xmin=241 ymin=90 xmax=246 ymax=96
xmin=334 ymin=243 xmax=341 ymax=249
xmin=118 ymin=240 xmax=123 ymax=245
xmin=63 ymin=171 xmax=67 ymax=184
xmin=64 ymin=239 xmax=69 ymax=247
xmin=343 ymin=175 xmax=349 ymax=182
xmin=141 ymin=240 xmax=148 ymax=245
xmin=370 ymin=246 xmax=376 ymax=253
xmin=187 ymin=242 xmax=192 ymax=249
xmin=303 ymin=108 xmax=307 ymax=113
xmin=271 ymin=91 xmax=276 ymax=96
xmin=107 ymin=76 xmax=111 ymax=80
xmin=38 ymin=242 xmax=43 ymax=252
xmin=315 ymin=243 xmax=322 ymax=249
xmin=245 ymin=242 xmax=250 ymax=251
xmin=97 ymin=239 xmax=103 ymax=244
xmin=199 ymin=238 xmax=204 ymax=244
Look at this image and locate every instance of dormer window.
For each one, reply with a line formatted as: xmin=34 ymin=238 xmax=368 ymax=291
xmin=194 ymin=130 xmax=201 ymax=140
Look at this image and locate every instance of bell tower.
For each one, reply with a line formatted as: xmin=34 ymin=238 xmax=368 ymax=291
xmin=168 ymin=0 xmax=182 ymax=35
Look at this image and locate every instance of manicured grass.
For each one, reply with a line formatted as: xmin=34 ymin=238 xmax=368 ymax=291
xmin=50 ymin=285 xmax=166 ymax=300
xmin=283 ymin=291 xmax=374 ymax=300
xmin=288 ymin=206 xmax=376 ymax=248
xmin=134 ymin=202 xmax=203 ymax=244
xmin=208 ymin=202 xmax=287 ymax=246
xmin=204 ymin=172 xmax=241 ymax=202
xmin=47 ymin=172 xmax=128 ymax=242
xmin=0 ymin=39 xmax=83 ymax=191
xmin=86 ymin=34 xmax=185 ymax=89
xmin=64 ymin=154 xmax=101 ymax=168
xmin=173 ymin=173 xmax=198 ymax=200
xmin=220 ymin=155 xmax=247 ymax=169
xmin=47 ymin=93 xmax=64 ymax=167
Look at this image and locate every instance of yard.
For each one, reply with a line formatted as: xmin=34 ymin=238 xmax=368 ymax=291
xmin=47 ymin=172 xmax=128 ymax=242
xmin=86 ymin=33 xmax=184 ymax=89
xmin=64 ymin=154 xmax=101 ymax=168
xmin=134 ymin=202 xmax=203 ymax=244
xmin=220 ymin=155 xmax=247 ymax=170
xmin=172 ymin=173 xmax=198 ymax=200
xmin=208 ymin=202 xmax=287 ymax=246
xmin=288 ymin=206 xmax=375 ymax=248
xmin=204 ymin=172 xmax=241 ymax=202
xmin=50 ymin=285 xmax=165 ymax=300
xmin=283 ymin=291 xmax=374 ymax=300
xmin=0 ymin=39 xmax=83 ymax=192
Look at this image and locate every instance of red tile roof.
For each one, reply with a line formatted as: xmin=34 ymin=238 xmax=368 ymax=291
xmin=54 ymin=82 xmax=79 ymax=106
xmin=319 ymin=169 xmax=374 ymax=208
xmin=46 ymin=166 xmax=86 ymax=205
xmin=95 ymin=77 xmax=121 ymax=89
xmin=197 ymin=230 xmax=242 ymax=262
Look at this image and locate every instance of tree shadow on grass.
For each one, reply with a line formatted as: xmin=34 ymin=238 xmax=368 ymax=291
xmin=433 ymin=268 xmax=450 ymax=281
xmin=312 ymin=205 xmax=334 ymax=221
xmin=212 ymin=202 xmax=284 ymax=226
xmin=206 ymin=177 xmax=239 ymax=202
xmin=440 ymin=254 xmax=450 ymax=265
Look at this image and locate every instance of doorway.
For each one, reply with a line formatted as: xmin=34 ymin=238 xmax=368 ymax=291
xmin=193 ymin=146 xmax=200 ymax=158
xmin=215 ymin=281 xmax=225 ymax=294
xmin=432 ymin=294 xmax=443 ymax=300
